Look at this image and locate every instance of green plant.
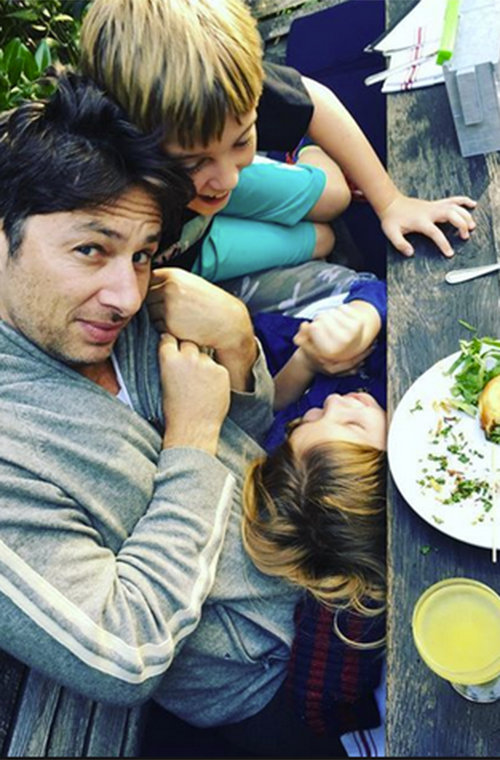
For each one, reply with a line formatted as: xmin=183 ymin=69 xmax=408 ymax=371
xmin=0 ymin=36 xmax=54 ymax=110
xmin=0 ymin=0 xmax=89 ymax=111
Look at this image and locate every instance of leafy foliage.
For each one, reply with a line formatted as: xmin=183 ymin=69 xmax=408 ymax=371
xmin=0 ymin=0 xmax=90 ymax=111
xmin=446 ymin=334 xmax=500 ymax=415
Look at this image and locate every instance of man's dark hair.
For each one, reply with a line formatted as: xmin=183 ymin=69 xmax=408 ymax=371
xmin=0 ymin=70 xmax=194 ymax=256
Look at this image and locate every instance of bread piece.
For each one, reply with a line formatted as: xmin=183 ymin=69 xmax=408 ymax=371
xmin=479 ymin=375 xmax=500 ymax=440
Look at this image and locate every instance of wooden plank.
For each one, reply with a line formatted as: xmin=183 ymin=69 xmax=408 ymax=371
xmin=85 ymin=701 xmax=144 ymax=757
xmin=7 ymin=671 xmax=62 ymax=756
xmin=256 ymin=0 xmax=346 ymax=42
xmin=248 ymin=0 xmax=309 ymax=18
xmin=386 ymin=2 xmax=500 ymax=752
xmin=46 ymin=689 xmax=94 ymax=758
xmin=0 ymin=652 xmax=25 ymax=756
xmin=5 ymin=668 xmax=145 ymax=757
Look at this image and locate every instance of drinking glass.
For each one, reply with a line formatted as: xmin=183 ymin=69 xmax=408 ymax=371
xmin=412 ymin=578 xmax=500 ymax=703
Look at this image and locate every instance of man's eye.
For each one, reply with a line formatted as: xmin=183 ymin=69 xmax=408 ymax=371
xmin=133 ymin=250 xmax=154 ymax=265
xmin=75 ymin=245 xmax=101 ymax=257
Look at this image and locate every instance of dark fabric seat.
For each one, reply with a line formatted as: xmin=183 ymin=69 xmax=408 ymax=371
xmin=279 ymin=0 xmax=387 ymax=278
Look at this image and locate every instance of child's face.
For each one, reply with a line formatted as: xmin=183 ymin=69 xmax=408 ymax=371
xmin=290 ymin=392 xmax=387 ymax=455
xmin=165 ymin=109 xmax=257 ymax=216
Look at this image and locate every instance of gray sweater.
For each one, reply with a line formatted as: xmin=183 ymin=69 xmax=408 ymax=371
xmin=0 ymin=307 xmax=299 ymax=726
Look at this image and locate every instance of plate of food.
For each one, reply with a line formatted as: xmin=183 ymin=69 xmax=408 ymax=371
xmin=388 ymin=334 xmax=500 ymax=549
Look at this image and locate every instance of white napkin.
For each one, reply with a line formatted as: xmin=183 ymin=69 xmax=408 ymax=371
xmin=369 ymin=0 xmax=449 ymax=92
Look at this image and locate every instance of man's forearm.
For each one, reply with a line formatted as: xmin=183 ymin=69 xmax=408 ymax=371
xmin=0 ymin=449 xmax=234 ymax=706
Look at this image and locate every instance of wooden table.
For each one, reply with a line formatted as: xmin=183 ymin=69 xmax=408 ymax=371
xmin=386 ymin=1 xmax=500 ymax=756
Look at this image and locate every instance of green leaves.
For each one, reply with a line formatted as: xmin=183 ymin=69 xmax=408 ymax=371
xmin=0 ymin=37 xmax=55 ymax=110
xmin=446 ymin=333 xmax=500 ymax=413
xmin=0 ymin=0 xmax=89 ymax=112
xmin=34 ymin=39 xmax=51 ymax=72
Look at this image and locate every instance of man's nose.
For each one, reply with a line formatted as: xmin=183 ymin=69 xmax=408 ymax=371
xmin=98 ymin=261 xmax=144 ymax=317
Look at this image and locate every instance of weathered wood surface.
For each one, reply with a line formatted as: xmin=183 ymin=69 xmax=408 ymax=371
xmin=0 ymin=651 xmax=25 ymax=755
xmin=386 ymin=0 xmax=500 ymax=756
xmin=4 ymin=669 xmax=145 ymax=757
xmin=248 ymin=0 xmax=346 ymax=45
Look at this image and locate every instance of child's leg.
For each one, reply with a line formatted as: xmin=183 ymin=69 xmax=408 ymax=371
xmin=221 ymin=155 xmax=328 ymax=226
xmin=313 ymin=222 xmax=335 ymax=260
xmin=192 ymin=215 xmax=324 ymax=282
xmin=297 ymin=145 xmax=351 ymax=221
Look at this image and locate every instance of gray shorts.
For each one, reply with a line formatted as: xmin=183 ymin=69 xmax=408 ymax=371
xmin=221 ymin=260 xmax=377 ymax=316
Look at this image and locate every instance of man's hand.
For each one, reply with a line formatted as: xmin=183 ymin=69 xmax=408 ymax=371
xmin=148 ymin=268 xmax=257 ymax=391
xmin=158 ymin=334 xmax=230 ymax=455
xmin=293 ymin=302 xmax=381 ymax=375
xmin=379 ymin=193 xmax=477 ymax=258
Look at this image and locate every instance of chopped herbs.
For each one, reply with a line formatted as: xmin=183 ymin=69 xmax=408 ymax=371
xmin=420 ymin=545 xmax=432 ymax=555
xmin=458 ymin=319 xmax=477 ymax=333
xmin=489 ymin=426 xmax=500 ymax=444
xmin=442 ymin=478 xmax=490 ymax=504
xmin=411 ymin=330 xmax=497 ymax=532
xmin=416 ymin=403 xmax=493 ymax=526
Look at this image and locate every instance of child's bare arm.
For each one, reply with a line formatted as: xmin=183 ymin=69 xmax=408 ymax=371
xmin=297 ymin=145 xmax=351 ymax=222
xmin=273 ymin=349 xmax=316 ymax=412
xmin=302 ymin=77 xmax=476 ymax=258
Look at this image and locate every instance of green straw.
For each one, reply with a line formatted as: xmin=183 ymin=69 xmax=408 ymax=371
xmin=437 ymin=0 xmax=461 ymax=65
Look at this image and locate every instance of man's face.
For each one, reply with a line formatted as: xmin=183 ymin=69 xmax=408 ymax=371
xmin=0 ymin=186 xmax=162 ymax=368
xmin=165 ymin=109 xmax=257 ymax=216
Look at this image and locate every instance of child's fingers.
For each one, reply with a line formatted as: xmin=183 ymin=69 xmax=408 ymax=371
xmin=313 ymin=306 xmax=364 ymax=342
xmin=381 ymin=222 xmax=415 ymax=257
xmin=444 ymin=195 xmax=477 ymax=209
xmin=292 ymin=321 xmax=314 ymax=347
xmin=317 ymin=345 xmax=373 ymax=376
xmin=452 ymin=204 xmax=476 ymax=230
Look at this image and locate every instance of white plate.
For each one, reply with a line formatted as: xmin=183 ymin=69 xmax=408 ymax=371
xmin=388 ymin=351 xmax=496 ymax=549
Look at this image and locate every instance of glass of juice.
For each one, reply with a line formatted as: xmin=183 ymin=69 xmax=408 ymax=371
xmin=412 ymin=578 xmax=500 ymax=703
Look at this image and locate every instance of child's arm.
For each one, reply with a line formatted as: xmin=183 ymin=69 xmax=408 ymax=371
xmin=302 ymin=77 xmax=477 ymax=258
xmin=273 ymin=301 xmax=381 ymax=411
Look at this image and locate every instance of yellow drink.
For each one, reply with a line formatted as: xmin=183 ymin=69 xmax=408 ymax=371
xmin=413 ymin=579 xmax=500 ymax=688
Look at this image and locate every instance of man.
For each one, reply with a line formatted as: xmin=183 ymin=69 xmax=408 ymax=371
xmin=0 ymin=73 xmax=347 ymax=757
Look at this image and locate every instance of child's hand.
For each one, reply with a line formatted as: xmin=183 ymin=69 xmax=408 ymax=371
xmin=293 ymin=303 xmax=380 ymax=375
xmin=379 ymin=193 xmax=477 ymax=258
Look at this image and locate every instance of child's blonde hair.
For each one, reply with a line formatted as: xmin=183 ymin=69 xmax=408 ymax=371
xmin=242 ymin=439 xmax=386 ymax=618
xmin=80 ymin=0 xmax=264 ymax=146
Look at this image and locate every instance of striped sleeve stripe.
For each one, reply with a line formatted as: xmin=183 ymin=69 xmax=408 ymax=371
xmin=0 ymin=473 xmax=234 ymax=683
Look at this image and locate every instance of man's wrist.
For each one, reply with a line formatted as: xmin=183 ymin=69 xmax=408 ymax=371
xmin=162 ymin=425 xmax=221 ymax=455
xmin=214 ymin=304 xmax=257 ymax=392
xmin=212 ymin=300 xmax=254 ymax=353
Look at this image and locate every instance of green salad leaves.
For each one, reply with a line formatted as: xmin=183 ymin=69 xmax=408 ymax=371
xmin=445 ymin=333 xmax=500 ymax=436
